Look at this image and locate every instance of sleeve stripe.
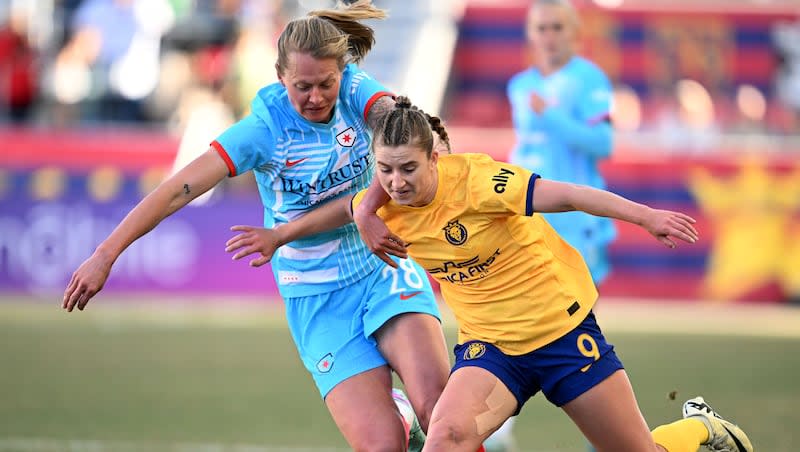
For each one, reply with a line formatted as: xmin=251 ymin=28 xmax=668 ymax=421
xmin=210 ymin=140 xmax=237 ymax=177
xmin=526 ymin=173 xmax=541 ymax=216
xmin=363 ymin=91 xmax=394 ymax=122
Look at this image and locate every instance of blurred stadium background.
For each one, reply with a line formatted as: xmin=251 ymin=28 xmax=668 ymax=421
xmin=1 ymin=0 xmax=799 ymax=450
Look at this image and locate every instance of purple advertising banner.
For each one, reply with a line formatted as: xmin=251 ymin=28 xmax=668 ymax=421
xmin=0 ymin=170 xmax=279 ymax=297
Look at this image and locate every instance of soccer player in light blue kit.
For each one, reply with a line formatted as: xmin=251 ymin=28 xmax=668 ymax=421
xmin=499 ymin=1 xmax=617 ymax=450
xmin=62 ymin=2 xmax=450 ymax=451
xmin=507 ymin=0 xmax=616 ymax=285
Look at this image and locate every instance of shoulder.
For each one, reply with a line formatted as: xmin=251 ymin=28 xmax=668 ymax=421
xmin=461 ymin=152 xmax=497 ymax=166
xmin=572 ymin=57 xmax=611 ymax=83
xmin=253 ymin=82 xmax=288 ymax=110
xmin=508 ymin=68 xmax=537 ymax=89
xmin=217 ymin=112 xmax=280 ymax=158
xmin=340 ymin=63 xmax=374 ymax=90
xmin=236 ymin=112 xmax=275 ymax=133
xmin=217 ymin=112 xmax=279 ymax=153
xmin=249 ymin=84 xmax=292 ymax=136
xmin=443 ymin=153 xmax=495 ymax=178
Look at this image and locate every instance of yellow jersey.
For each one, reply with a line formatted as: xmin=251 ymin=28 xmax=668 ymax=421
xmin=353 ymin=153 xmax=597 ymax=354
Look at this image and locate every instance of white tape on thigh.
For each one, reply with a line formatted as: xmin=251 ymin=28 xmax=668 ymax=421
xmin=474 ymin=379 xmax=516 ymax=436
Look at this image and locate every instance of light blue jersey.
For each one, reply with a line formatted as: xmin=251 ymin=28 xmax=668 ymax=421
xmin=212 ymin=64 xmax=391 ymax=298
xmin=507 ymin=56 xmax=617 ymax=283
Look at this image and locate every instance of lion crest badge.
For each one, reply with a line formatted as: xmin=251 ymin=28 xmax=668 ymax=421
xmin=443 ymin=220 xmax=468 ymax=246
xmin=463 ymin=342 xmax=486 ymax=360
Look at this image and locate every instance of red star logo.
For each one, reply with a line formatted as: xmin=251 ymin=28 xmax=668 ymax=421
xmin=336 ymin=127 xmax=356 ymax=147
xmin=322 ymin=361 xmax=329 ymax=369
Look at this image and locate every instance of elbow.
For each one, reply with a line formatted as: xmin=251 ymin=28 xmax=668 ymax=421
xmin=166 ymin=192 xmax=186 ymax=215
xmin=573 ymin=125 xmax=613 ymax=158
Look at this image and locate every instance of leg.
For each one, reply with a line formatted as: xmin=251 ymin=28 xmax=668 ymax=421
xmin=375 ymin=312 xmax=450 ymax=431
xmin=364 ymin=257 xmax=450 ymax=433
xmin=284 ymin=287 xmax=410 ymax=452
xmin=561 ymin=369 xmax=663 ymax=452
xmin=424 ymin=367 xmax=518 ymax=452
xmin=324 ymin=365 xmax=409 ymax=452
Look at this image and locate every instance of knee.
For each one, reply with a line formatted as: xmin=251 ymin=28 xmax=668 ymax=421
xmin=425 ymin=419 xmax=478 ymax=451
xmin=412 ymin=393 xmax=440 ymax=432
xmin=344 ymin=419 xmax=406 ymax=452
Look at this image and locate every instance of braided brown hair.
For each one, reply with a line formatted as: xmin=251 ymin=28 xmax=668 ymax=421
xmin=375 ymin=96 xmax=451 ymax=157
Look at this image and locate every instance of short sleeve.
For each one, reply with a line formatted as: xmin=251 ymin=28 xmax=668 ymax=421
xmin=351 ymin=189 xmax=366 ymax=215
xmin=466 ymin=154 xmax=541 ymax=217
xmin=341 ymin=64 xmax=393 ymax=122
xmin=211 ymin=114 xmax=277 ymax=177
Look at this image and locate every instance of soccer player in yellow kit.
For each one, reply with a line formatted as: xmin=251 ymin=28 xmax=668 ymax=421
xmin=225 ymin=97 xmax=753 ymax=452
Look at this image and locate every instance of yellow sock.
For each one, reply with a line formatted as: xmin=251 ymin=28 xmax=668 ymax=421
xmin=651 ymin=418 xmax=709 ymax=452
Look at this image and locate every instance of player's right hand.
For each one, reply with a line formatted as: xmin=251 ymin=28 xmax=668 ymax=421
xmin=641 ymin=208 xmax=699 ymax=249
xmin=63 ymin=252 xmax=113 ymax=312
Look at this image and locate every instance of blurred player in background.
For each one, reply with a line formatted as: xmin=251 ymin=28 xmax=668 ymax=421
xmin=506 ymin=3 xmax=616 ymax=447
xmin=63 ymin=2 xmax=451 ymax=451
xmin=508 ymin=0 xmax=616 ymax=284
xmin=231 ymin=96 xmax=753 ymax=452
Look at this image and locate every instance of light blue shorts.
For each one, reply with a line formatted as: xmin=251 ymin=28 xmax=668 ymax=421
xmin=284 ymin=256 xmax=440 ymax=398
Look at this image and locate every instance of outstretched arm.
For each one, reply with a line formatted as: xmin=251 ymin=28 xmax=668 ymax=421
xmin=351 ymin=178 xmax=408 ymax=268
xmin=63 ymin=148 xmax=230 ymax=312
xmin=538 ymin=106 xmax=612 ymax=158
xmin=532 ymin=179 xmax=698 ymax=249
xmin=226 ymin=195 xmax=355 ymax=267
xmin=226 ymin=180 xmax=409 ymax=268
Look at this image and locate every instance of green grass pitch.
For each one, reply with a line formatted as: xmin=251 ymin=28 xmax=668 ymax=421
xmin=1 ymin=297 xmax=798 ymax=451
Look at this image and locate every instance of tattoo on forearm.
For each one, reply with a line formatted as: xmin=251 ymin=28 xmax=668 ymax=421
xmin=366 ymin=96 xmax=396 ymax=131
xmin=184 ymin=184 xmax=191 ymax=195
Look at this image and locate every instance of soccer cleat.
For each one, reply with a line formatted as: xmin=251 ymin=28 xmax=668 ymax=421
xmin=682 ymin=396 xmax=753 ymax=452
xmin=392 ymin=388 xmax=426 ymax=452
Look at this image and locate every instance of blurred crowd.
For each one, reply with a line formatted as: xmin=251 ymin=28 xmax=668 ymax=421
xmin=0 ymin=0 xmax=798 ymax=139
xmin=0 ymin=0 xmax=298 ymax=131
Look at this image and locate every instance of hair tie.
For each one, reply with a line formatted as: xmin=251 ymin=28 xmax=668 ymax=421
xmin=395 ymin=96 xmax=412 ymax=109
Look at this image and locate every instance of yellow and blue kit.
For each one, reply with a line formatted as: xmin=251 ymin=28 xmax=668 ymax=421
xmin=355 ymin=153 xmax=597 ymax=355
xmin=354 ymin=153 xmax=623 ymax=407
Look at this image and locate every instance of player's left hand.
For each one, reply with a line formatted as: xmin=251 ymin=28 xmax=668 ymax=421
xmin=226 ymin=225 xmax=281 ymax=267
xmin=641 ymin=209 xmax=698 ymax=249
xmin=352 ymin=208 xmax=408 ymax=268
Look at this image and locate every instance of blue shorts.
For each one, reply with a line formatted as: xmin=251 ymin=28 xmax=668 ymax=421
xmin=284 ymin=256 xmax=440 ymax=398
xmin=452 ymin=311 xmax=623 ymax=412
